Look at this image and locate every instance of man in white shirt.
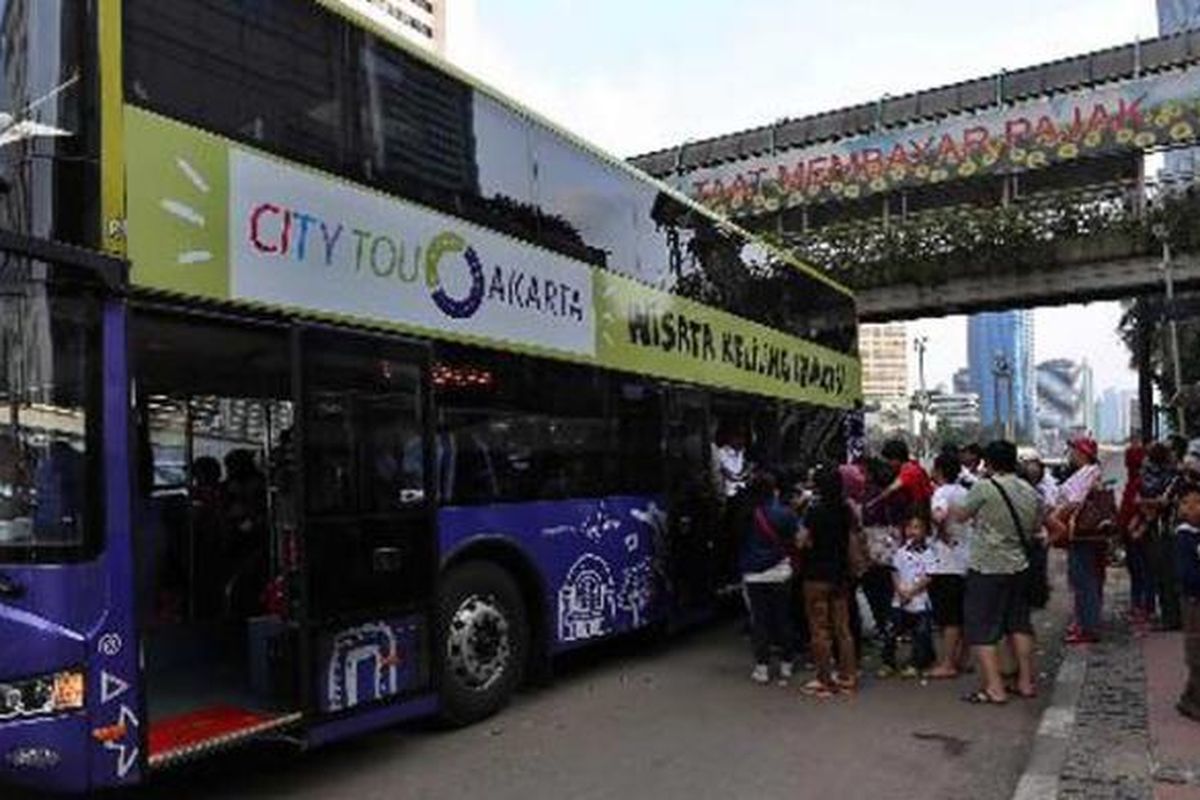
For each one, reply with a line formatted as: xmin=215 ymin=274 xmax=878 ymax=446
xmin=928 ymin=452 xmax=972 ymax=678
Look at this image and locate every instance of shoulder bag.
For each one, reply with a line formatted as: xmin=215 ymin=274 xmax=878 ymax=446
xmin=989 ymin=478 xmax=1050 ymax=610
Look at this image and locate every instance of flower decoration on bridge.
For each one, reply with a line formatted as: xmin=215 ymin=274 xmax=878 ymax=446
xmin=689 ymin=90 xmax=1200 ymax=221
xmin=1057 ymin=142 xmax=1079 ymax=160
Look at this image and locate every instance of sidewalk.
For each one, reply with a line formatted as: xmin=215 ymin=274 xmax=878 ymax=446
xmin=1144 ymin=630 xmax=1200 ymax=799
xmin=1014 ymin=575 xmax=1200 ymax=800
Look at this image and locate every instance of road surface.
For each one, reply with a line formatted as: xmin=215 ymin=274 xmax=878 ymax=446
xmin=73 ymin=586 xmax=1071 ymax=800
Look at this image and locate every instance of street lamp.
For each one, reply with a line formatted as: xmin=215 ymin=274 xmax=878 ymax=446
xmin=1153 ymin=222 xmax=1187 ymax=435
xmin=992 ymin=353 xmax=1014 ymax=441
xmin=913 ymin=335 xmax=929 ymax=459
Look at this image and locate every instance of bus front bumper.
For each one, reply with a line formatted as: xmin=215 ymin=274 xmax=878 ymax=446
xmin=0 ymin=712 xmax=91 ymax=794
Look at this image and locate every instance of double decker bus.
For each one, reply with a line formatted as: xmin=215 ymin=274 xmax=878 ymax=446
xmin=0 ymin=1 xmax=858 ymax=792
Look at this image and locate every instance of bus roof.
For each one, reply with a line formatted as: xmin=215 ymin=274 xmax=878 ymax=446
xmin=311 ymin=0 xmax=854 ymax=301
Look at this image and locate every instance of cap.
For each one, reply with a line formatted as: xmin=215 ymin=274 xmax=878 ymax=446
xmin=1017 ymin=447 xmax=1042 ymax=463
xmin=1069 ymin=436 xmax=1099 ymax=462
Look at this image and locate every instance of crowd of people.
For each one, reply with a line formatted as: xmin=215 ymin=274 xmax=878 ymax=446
xmin=734 ymin=432 xmax=1200 ymax=721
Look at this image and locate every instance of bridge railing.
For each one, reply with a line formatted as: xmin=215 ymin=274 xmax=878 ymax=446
xmin=775 ymin=176 xmax=1200 ymax=290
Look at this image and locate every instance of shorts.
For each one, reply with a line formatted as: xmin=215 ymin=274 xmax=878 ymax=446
xmin=964 ymin=570 xmax=1034 ymax=646
xmin=929 ymin=574 xmax=965 ymax=628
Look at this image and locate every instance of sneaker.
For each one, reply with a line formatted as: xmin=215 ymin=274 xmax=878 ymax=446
xmin=876 ymin=665 xmax=895 ymax=679
xmin=898 ymin=665 xmax=920 ymax=679
xmin=778 ymin=661 xmax=794 ymax=684
xmin=751 ymin=664 xmax=770 ymax=684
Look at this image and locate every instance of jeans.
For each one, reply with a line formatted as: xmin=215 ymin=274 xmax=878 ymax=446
xmin=860 ymin=566 xmax=894 ymax=640
xmin=1183 ymin=597 xmax=1200 ymax=711
xmin=882 ymin=608 xmax=934 ymax=669
xmin=745 ymin=581 xmax=794 ymax=664
xmin=1126 ymin=537 xmax=1154 ymax=615
xmin=803 ymin=580 xmax=857 ymax=684
xmin=1069 ymin=541 xmax=1104 ymax=635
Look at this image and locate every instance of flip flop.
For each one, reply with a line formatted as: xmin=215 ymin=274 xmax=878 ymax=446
xmin=961 ymin=690 xmax=1008 ymax=705
xmin=925 ymin=668 xmax=959 ymax=680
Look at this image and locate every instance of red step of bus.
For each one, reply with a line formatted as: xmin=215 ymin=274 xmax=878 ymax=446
xmin=148 ymin=705 xmax=301 ymax=768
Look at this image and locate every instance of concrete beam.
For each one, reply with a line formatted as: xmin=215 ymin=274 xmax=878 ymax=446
xmin=855 ymin=253 xmax=1200 ymax=321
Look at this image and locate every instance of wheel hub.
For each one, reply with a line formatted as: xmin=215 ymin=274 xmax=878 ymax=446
xmin=446 ymin=593 xmax=511 ymax=691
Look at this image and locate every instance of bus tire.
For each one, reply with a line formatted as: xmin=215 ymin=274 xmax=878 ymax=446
xmin=436 ymin=561 xmax=529 ymax=726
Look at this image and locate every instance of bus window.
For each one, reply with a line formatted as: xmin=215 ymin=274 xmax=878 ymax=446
xmin=124 ymin=0 xmax=344 ymax=170
xmin=612 ymin=380 xmax=664 ymax=494
xmin=435 ymin=348 xmax=619 ymax=503
xmin=0 ymin=275 xmax=101 ymax=562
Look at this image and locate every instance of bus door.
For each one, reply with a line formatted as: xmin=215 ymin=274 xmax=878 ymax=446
xmin=299 ymin=329 xmax=435 ymax=718
xmin=663 ymin=388 xmax=720 ymax=620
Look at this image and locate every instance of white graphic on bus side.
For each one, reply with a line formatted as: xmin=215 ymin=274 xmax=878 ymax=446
xmin=618 ymin=558 xmax=654 ymax=628
xmin=541 ymin=501 xmax=622 ymax=542
xmin=557 ymin=554 xmax=616 ymax=643
xmin=326 ymin=622 xmax=400 ymax=711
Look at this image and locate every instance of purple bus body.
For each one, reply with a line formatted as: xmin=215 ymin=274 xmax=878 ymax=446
xmin=0 ymin=302 xmax=141 ymax=793
xmin=0 ymin=304 xmax=681 ymax=790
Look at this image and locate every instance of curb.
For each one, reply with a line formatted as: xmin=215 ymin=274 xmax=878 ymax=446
xmin=1011 ymin=646 xmax=1088 ymax=800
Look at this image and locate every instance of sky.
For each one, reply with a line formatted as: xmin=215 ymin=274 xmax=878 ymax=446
xmin=444 ymin=0 xmax=1160 ymax=394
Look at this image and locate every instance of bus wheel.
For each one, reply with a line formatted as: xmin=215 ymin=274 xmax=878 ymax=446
xmin=437 ymin=561 xmax=529 ymax=726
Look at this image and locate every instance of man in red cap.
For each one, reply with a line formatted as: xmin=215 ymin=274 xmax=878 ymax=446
xmin=1054 ymin=436 xmax=1108 ymax=643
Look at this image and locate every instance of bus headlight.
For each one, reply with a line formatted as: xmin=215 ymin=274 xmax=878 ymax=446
xmin=0 ymin=670 xmax=85 ymax=721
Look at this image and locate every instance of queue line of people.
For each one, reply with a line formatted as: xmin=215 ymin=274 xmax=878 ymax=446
xmin=738 ymin=438 xmax=1042 ymax=704
xmin=736 ymin=430 xmax=1200 ymax=724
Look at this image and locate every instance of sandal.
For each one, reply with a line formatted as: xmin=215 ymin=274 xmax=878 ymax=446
xmin=961 ymin=690 xmax=1007 ymax=705
xmin=925 ymin=666 xmax=959 ymax=680
xmin=1063 ymin=631 xmax=1099 ymax=645
xmin=800 ymin=679 xmax=836 ymax=698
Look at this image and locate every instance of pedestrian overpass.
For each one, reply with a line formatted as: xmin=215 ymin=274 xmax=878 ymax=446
xmin=629 ymin=31 xmax=1200 ymax=321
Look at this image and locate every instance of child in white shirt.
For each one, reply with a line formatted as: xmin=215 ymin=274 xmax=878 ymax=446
xmin=881 ymin=507 xmax=936 ymax=678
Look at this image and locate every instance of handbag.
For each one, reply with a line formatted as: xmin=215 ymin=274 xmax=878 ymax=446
xmin=1070 ymin=485 xmax=1118 ymax=542
xmin=990 ymin=478 xmax=1050 ymax=610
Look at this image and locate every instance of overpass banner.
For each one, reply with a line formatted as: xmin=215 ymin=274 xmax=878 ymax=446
xmin=675 ymin=62 xmax=1200 ymax=218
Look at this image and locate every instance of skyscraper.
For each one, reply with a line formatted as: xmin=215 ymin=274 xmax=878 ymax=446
xmin=860 ymin=322 xmax=909 ymax=399
xmin=968 ymin=310 xmax=1036 ymax=439
xmin=1097 ymin=387 xmax=1137 ymax=442
xmin=333 ymin=0 xmax=448 ymax=54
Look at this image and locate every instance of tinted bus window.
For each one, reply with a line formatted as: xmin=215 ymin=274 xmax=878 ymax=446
xmin=125 ymin=0 xmax=344 ymax=170
xmin=434 ymin=348 xmax=617 ymax=504
xmin=0 ymin=263 xmax=102 ymax=562
xmin=0 ymin=0 xmax=98 ymax=247
xmin=357 ymin=32 xmax=477 ymax=199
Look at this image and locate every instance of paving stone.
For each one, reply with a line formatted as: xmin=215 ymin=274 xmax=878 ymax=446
xmin=1056 ymin=597 xmax=1155 ymax=800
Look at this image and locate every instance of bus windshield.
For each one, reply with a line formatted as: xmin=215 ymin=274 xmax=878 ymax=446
xmin=0 ymin=262 xmax=101 ymax=562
